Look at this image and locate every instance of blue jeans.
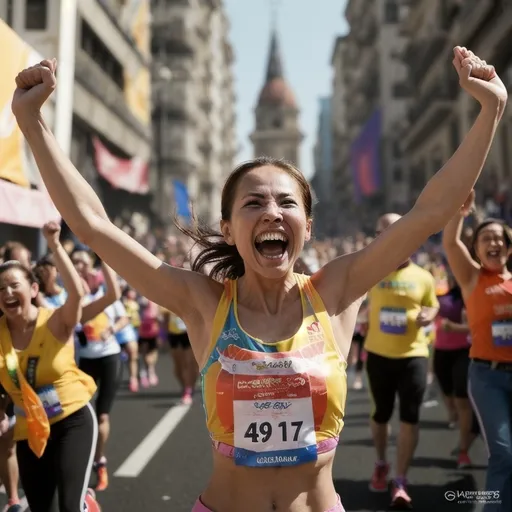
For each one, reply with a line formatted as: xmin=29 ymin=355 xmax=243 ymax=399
xmin=468 ymin=361 xmax=512 ymax=512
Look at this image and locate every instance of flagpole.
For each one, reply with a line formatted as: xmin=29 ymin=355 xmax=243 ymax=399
xmin=41 ymin=0 xmax=78 ymax=255
xmin=54 ymin=0 xmax=78 ymax=156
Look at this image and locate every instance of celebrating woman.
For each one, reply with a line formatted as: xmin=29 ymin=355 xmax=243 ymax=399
xmin=0 ymin=222 xmax=100 ymax=512
xmin=11 ymin=47 xmax=507 ymax=511
xmin=443 ymin=190 xmax=512 ymax=512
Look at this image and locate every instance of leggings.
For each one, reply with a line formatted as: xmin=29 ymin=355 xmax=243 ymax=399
xmin=17 ymin=403 xmax=97 ymax=512
xmin=80 ymin=353 xmax=119 ymax=415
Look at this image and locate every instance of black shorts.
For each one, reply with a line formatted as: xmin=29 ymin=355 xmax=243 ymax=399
xmin=79 ymin=354 xmax=119 ymax=416
xmin=366 ymin=351 xmax=428 ymax=425
xmin=352 ymin=332 xmax=365 ymax=345
xmin=138 ymin=336 xmax=158 ymax=351
xmin=0 ymin=384 xmax=14 ymax=418
xmin=433 ymin=347 xmax=470 ymax=398
xmin=168 ymin=332 xmax=191 ymax=349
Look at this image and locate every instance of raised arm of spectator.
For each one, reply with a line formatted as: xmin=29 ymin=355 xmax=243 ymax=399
xmin=44 ymin=222 xmax=84 ymax=339
xmin=81 ymin=263 xmax=121 ymax=324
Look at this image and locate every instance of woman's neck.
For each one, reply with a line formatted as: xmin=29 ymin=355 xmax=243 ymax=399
xmin=237 ymin=270 xmax=298 ymax=315
xmin=7 ymin=305 xmax=39 ymax=333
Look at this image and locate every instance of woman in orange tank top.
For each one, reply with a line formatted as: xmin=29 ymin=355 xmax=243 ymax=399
xmin=443 ymin=191 xmax=512 ymax=512
xmin=0 ymin=223 xmax=101 ymax=512
xmin=11 ymin=48 xmax=507 ymax=511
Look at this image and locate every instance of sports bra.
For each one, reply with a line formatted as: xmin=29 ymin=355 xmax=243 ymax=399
xmin=200 ymin=273 xmax=347 ymax=468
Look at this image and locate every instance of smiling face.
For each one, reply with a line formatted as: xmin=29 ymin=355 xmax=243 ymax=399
xmin=474 ymin=222 xmax=509 ymax=271
xmin=220 ymin=166 xmax=312 ymax=279
xmin=36 ymin=263 xmax=57 ymax=288
xmin=71 ymin=251 xmax=92 ymax=278
xmin=0 ymin=267 xmax=39 ymax=319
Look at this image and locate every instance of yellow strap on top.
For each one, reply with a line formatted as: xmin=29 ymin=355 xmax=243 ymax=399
xmin=296 ymin=274 xmax=343 ymax=359
xmin=201 ymin=279 xmax=235 ymax=372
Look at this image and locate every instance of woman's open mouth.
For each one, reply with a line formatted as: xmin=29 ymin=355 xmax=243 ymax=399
xmin=4 ymin=298 xmax=21 ymax=310
xmin=254 ymin=231 xmax=289 ymax=260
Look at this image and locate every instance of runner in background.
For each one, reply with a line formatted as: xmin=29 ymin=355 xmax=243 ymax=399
xmin=433 ymin=272 xmax=479 ymax=468
xmin=0 ymin=222 xmax=100 ymax=512
xmin=76 ymin=261 xmax=122 ymax=493
xmin=137 ymin=297 xmax=160 ymax=388
xmin=365 ymin=213 xmax=439 ymax=509
xmin=162 ymin=308 xmax=197 ymax=405
xmin=443 ymin=190 xmax=512 ymax=512
xmin=350 ymin=295 xmax=368 ymax=390
xmin=120 ymin=287 xmax=140 ymax=392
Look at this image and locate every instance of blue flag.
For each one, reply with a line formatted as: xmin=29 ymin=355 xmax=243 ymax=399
xmin=173 ymin=180 xmax=191 ymax=220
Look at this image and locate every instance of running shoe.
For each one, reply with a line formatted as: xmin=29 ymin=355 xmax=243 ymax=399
xmin=457 ymin=451 xmax=472 ymax=469
xmin=389 ymin=480 xmax=412 ymax=510
xmin=94 ymin=462 xmax=109 ymax=492
xmin=352 ymin=374 xmax=363 ymax=390
xmin=181 ymin=390 xmax=193 ymax=405
xmin=149 ymin=373 xmax=159 ymax=387
xmin=369 ymin=462 xmax=389 ymax=492
xmin=5 ymin=505 xmax=23 ymax=512
xmin=140 ymin=373 xmax=149 ymax=388
xmin=129 ymin=376 xmax=139 ymax=393
xmin=85 ymin=488 xmax=101 ymax=511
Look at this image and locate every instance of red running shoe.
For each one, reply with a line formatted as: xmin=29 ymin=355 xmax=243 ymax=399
xmin=85 ymin=488 xmax=101 ymax=511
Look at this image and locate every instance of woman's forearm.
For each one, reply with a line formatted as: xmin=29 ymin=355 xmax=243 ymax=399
xmin=442 ymin=212 xmax=465 ymax=246
xmin=101 ymin=263 xmax=121 ymax=302
xmin=48 ymin=241 xmax=83 ymax=302
xmin=17 ymin=114 xmax=108 ymax=239
xmin=415 ymin=107 xmax=500 ymax=230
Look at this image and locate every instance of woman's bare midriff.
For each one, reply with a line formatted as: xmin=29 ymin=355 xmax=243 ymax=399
xmin=200 ymin=448 xmax=339 ymax=512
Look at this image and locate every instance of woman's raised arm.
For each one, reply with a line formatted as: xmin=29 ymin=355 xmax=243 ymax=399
xmin=11 ymin=59 xmax=215 ymax=319
xmin=442 ymin=191 xmax=480 ymax=291
xmin=43 ymin=222 xmax=84 ymax=337
xmin=314 ymin=47 xmax=507 ymax=313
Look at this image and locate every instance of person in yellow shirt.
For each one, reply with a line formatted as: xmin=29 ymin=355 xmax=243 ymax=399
xmin=365 ymin=214 xmax=439 ymax=509
xmin=0 ymin=223 xmax=100 ymax=512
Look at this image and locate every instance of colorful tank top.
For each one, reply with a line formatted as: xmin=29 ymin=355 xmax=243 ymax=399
xmin=466 ymin=270 xmax=512 ymax=362
xmin=201 ymin=273 xmax=347 ymax=468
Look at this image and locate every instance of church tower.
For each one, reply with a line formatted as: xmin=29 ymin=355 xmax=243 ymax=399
xmin=250 ymin=25 xmax=303 ymax=165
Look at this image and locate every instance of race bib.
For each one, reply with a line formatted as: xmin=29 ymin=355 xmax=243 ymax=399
xmin=14 ymin=384 xmax=63 ymax=420
xmin=492 ymin=320 xmax=512 ymax=346
xmin=227 ymin=353 xmax=318 ymax=467
xmin=380 ymin=307 xmax=407 ymax=335
xmin=83 ymin=312 xmax=110 ymax=342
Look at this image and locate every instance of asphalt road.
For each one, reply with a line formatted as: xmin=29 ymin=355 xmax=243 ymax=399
xmin=1 ymin=352 xmax=489 ymax=511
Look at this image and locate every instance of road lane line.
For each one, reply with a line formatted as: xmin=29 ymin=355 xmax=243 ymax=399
xmin=114 ymin=403 xmax=191 ymax=478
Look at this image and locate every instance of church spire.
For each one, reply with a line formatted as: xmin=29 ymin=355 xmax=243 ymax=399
xmin=265 ymin=0 xmax=283 ymax=82
xmin=265 ymin=29 xmax=284 ymax=82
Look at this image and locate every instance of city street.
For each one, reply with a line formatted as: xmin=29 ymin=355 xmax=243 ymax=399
xmin=0 ymin=355 xmax=488 ymax=512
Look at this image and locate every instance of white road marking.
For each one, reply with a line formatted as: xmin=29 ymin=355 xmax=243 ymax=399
xmin=114 ymin=404 xmax=191 ymax=478
xmin=0 ymin=485 xmax=29 ymax=511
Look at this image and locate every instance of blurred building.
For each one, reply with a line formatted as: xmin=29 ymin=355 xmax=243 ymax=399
xmin=151 ymin=0 xmax=237 ymax=225
xmin=250 ymin=27 xmax=303 ymax=166
xmin=401 ymin=0 xmax=512 ymax=213
xmin=330 ymin=35 xmax=352 ymax=234
xmin=330 ymin=0 xmax=408 ymax=232
xmin=311 ymin=97 xmax=333 ymax=236
xmin=0 ymin=0 xmax=154 ymax=243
